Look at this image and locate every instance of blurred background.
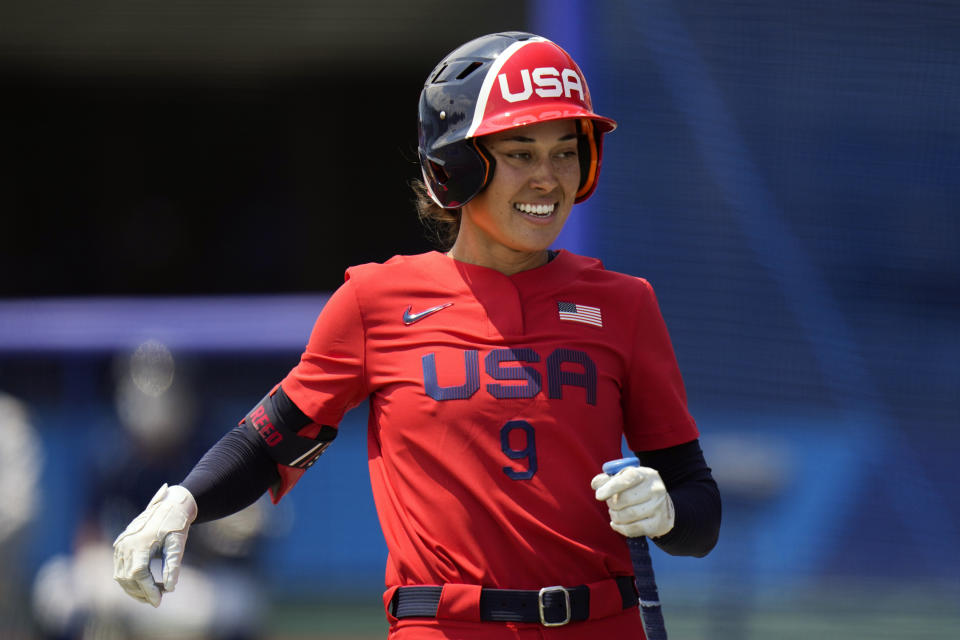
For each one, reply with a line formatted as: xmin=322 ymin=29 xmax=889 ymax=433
xmin=1 ymin=0 xmax=958 ymax=638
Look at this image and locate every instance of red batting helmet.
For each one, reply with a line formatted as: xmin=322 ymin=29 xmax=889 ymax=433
xmin=418 ymin=31 xmax=617 ymax=209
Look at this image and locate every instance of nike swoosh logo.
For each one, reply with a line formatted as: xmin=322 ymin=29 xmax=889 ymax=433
xmin=402 ymin=302 xmax=453 ymax=325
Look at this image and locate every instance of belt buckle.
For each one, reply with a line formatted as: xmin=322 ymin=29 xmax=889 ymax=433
xmin=538 ymin=585 xmax=571 ymax=627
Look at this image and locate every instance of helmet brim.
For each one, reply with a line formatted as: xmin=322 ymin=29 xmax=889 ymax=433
xmin=471 ymin=105 xmax=616 ymax=139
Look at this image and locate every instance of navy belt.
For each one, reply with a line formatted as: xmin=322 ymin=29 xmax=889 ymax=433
xmin=390 ymin=576 xmax=638 ymax=627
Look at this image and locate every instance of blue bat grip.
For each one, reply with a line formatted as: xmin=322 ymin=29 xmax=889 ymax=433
xmin=602 ymin=456 xmax=668 ymax=640
xmin=602 ymin=456 xmax=641 ymax=476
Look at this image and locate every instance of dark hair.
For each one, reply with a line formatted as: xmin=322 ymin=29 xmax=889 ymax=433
xmin=411 ymin=178 xmax=461 ymax=252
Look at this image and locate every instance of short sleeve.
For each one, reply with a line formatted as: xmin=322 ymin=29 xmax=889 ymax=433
xmin=280 ymin=275 xmax=369 ymax=426
xmin=622 ymin=279 xmax=699 ymax=451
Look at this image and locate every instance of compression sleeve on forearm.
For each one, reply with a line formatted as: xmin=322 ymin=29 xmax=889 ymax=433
xmin=637 ymin=439 xmax=721 ymax=557
xmin=181 ymin=424 xmax=280 ymax=524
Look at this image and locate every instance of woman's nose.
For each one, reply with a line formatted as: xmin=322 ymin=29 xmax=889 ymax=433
xmin=528 ymin=157 xmax=560 ymax=191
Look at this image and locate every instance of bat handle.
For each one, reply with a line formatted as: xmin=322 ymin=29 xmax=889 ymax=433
xmin=602 ymin=456 xmax=668 ymax=640
xmin=602 ymin=456 xmax=641 ymax=475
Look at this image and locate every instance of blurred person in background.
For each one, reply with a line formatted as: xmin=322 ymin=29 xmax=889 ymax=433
xmin=0 ymin=392 xmax=43 ymax=639
xmin=32 ymin=341 xmax=269 ymax=640
xmin=111 ymin=33 xmax=721 ymax=639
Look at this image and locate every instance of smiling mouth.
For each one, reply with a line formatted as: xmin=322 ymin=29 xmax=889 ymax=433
xmin=514 ymin=202 xmax=556 ymax=217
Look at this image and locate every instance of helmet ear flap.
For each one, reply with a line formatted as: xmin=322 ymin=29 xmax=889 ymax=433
xmin=471 ymin=138 xmax=496 ymax=197
xmin=419 ymin=139 xmax=496 ymax=209
xmin=575 ymin=118 xmax=604 ymax=203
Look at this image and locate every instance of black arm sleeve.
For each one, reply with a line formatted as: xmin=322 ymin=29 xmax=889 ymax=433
xmin=181 ymin=424 xmax=280 ymax=524
xmin=637 ymin=439 xmax=721 ymax=557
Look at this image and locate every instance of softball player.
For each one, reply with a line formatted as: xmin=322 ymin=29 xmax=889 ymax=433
xmin=113 ymin=32 xmax=721 ymax=639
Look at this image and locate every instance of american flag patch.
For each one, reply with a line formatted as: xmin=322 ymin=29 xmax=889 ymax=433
xmin=557 ymin=302 xmax=603 ymax=327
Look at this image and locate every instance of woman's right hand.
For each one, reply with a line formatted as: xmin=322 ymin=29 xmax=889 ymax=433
xmin=112 ymin=483 xmax=198 ymax=607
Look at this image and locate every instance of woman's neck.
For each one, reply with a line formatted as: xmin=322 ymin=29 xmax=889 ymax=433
xmin=446 ymin=243 xmax=550 ymax=275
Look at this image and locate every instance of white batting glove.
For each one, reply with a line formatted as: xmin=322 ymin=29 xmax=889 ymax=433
xmin=112 ymin=484 xmax=197 ymax=607
xmin=592 ymin=465 xmax=675 ymax=539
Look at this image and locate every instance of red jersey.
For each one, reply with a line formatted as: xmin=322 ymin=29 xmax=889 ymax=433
xmin=280 ymin=250 xmax=697 ymax=591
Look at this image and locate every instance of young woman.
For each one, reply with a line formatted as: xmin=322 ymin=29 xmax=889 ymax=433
xmin=113 ymin=32 xmax=721 ymax=639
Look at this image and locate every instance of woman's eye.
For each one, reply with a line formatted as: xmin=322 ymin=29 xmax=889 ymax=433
xmin=499 ymin=148 xmax=576 ymax=161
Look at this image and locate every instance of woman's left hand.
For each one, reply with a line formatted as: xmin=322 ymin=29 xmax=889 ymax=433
xmin=591 ymin=465 xmax=675 ymax=539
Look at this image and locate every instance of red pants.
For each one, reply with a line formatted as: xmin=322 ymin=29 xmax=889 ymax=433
xmin=387 ymin=607 xmax=646 ymax=639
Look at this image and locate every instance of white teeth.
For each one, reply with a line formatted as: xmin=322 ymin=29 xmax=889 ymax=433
xmin=514 ymin=203 xmax=555 ymax=216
